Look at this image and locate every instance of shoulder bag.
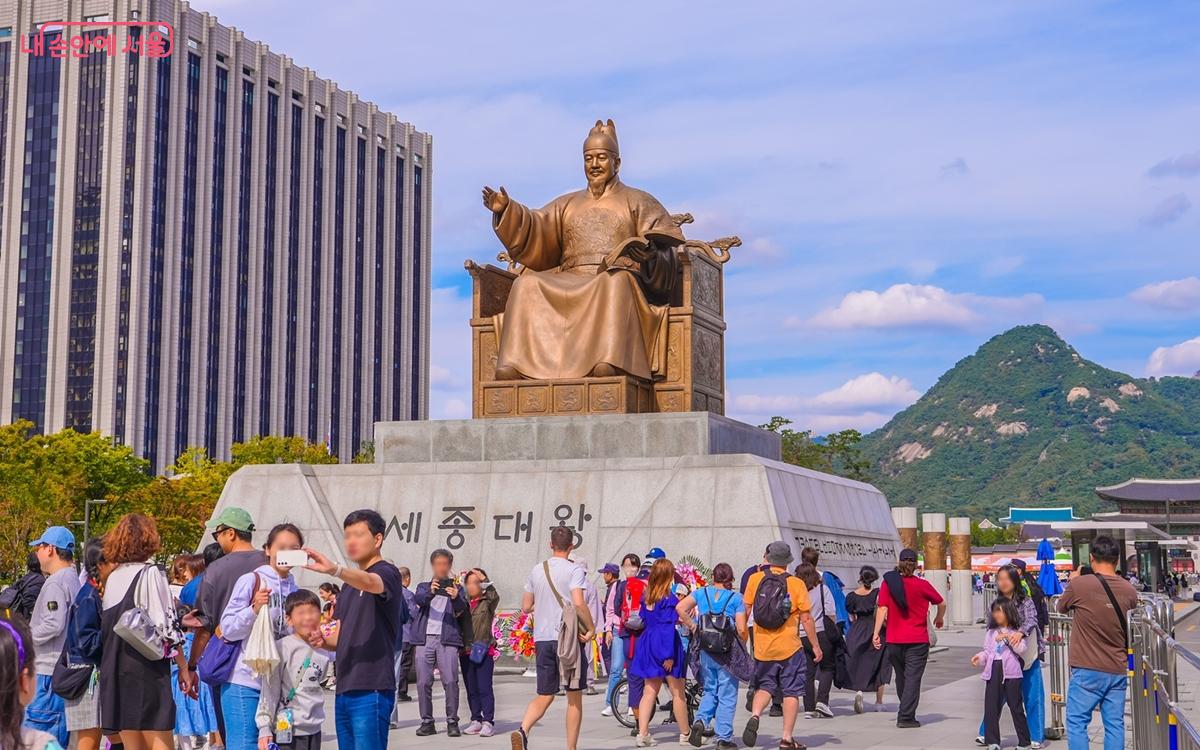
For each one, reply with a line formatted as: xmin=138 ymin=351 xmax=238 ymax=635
xmin=197 ymin=572 xmax=261 ymax=685
xmin=114 ymin=566 xmax=170 ymax=661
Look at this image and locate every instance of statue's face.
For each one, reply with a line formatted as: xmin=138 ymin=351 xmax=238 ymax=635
xmin=584 ymin=148 xmax=619 ymax=188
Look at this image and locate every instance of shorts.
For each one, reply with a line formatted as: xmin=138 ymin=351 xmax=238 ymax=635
xmin=65 ymin=683 xmax=101 ymax=732
xmin=535 ymin=641 xmax=587 ymax=696
xmin=752 ymin=650 xmax=806 ymax=699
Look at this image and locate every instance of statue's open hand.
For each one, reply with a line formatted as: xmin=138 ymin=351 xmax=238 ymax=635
xmin=482 ymin=185 xmax=509 ymax=214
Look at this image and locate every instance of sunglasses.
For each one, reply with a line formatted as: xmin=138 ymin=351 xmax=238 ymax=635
xmin=211 ymin=525 xmax=231 ymax=542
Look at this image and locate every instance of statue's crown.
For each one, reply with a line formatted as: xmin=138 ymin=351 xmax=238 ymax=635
xmin=584 ymin=119 xmax=619 ymax=155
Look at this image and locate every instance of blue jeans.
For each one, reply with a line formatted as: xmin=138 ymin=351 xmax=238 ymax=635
xmin=336 ymin=689 xmax=395 ymax=750
xmin=221 ymin=683 xmax=261 ymax=750
xmin=23 ymin=674 xmax=67 ymax=747
xmin=605 ymin=633 xmax=627 ymax=707
xmin=695 ymin=652 xmax=739 ymax=741
xmin=977 ymin=657 xmax=1046 ymax=743
xmin=1066 ymin=667 xmax=1126 ymax=750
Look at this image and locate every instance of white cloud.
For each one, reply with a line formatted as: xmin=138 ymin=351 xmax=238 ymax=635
xmin=807 ymin=283 xmax=1042 ymax=330
xmin=1140 ymin=193 xmax=1191 ymax=227
xmin=1146 ymin=338 xmax=1200 ymax=377
xmin=1130 ymin=277 xmax=1200 ymax=311
xmin=440 ymin=398 xmax=471 ymax=419
xmin=808 ymin=372 xmax=921 ymax=411
xmin=730 ymin=372 xmax=921 ymax=435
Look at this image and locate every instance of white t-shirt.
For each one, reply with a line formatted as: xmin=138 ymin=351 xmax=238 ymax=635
xmin=524 ymin=557 xmax=586 ymax=643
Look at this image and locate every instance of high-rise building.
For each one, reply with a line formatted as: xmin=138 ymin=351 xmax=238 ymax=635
xmin=0 ymin=0 xmax=432 ymax=469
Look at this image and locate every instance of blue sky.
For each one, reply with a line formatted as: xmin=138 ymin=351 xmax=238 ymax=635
xmin=208 ymin=0 xmax=1200 ymax=432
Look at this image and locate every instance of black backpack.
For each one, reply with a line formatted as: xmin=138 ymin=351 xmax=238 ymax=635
xmin=752 ymin=570 xmax=791 ymax=630
xmin=697 ymin=588 xmax=736 ymax=654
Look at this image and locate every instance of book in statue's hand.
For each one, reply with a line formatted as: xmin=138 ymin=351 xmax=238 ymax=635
xmin=598 ymin=235 xmax=652 ymax=272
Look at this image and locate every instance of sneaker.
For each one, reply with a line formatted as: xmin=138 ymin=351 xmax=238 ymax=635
xmin=1029 ymin=743 xmax=1046 ymax=749
xmin=896 ymin=719 xmax=921 ymax=729
xmin=768 ymin=704 xmax=783 ymax=718
xmin=587 ymin=685 xmax=598 ymax=695
xmin=636 ymin=734 xmax=659 ymax=747
xmin=742 ymin=715 xmax=760 ymax=747
xmin=480 ymin=722 xmax=495 ymax=738
xmin=716 ymin=742 xmax=738 ymax=750
xmin=447 ymin=721 xmax=462 ymax=737
xmin=988 ymin=745 xmax=1002 ymax=750
xmin=853 ymin=692 xmax=864 ymax=714
xmin=464 ymin=721 xmax=483 ymax=735
xmin=416 ymin=722 xmax=437 ymax=736
xmin=874 ymin=702 xmax=886 ymax=713
xmin=815 ymin=702 xmax=834 ymax=718
xmin=600 ymin=705 xmax=614 ymax=717
xmin=803 ymin=712 xmax=818 ymax=719
xmin=510 ymin=728 xmax=529 ymax=750
xmin=688 ymin=720 xmax=705 ymax=748
xmin=679 ymin=734 xmax=691 ymax=746
xmin=974 ymin=738 xmax=986 ymax=747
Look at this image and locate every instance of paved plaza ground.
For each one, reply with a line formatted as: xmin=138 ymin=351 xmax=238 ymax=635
xmin=318 ymin=597 xmax=1200 ymax=749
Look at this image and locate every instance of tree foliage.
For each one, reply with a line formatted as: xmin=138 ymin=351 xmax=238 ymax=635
xmin=760 ymin=416 xmax=873 ymax=483
xmin=970 ymin=521 xmax=1022 ymax=547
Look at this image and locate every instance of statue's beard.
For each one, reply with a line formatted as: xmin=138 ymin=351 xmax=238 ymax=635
xmin=587 ymin=171 xmax=614 ymax=196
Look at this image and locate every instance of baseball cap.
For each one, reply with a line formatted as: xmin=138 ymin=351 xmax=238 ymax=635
xmin=599 ymin=563 xmax=620 ymax=576
xmin=646 ymin=547 xmax=666 ymax=560
xmin=29 ymin=526 xmax=76 ymax=551
xmin=898 ymin=548 xmax=919 ymax=562
xmin=765 ymin=541 xmax=794 ymax=567
xmin=205 ymin=507 xmax=255 ymax=532
xmin=1010 ymin=558 xmax=1027 ymax=571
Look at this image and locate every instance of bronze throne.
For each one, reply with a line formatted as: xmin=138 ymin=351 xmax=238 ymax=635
xmin=465 ymin=215 xmax=740 ymax=419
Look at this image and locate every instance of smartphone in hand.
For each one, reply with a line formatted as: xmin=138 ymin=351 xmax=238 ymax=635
xmin=276 ymin=550 xmax=311 ymax=568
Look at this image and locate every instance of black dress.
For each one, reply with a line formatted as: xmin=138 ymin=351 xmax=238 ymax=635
xmin=844 ymin=589 xmax=893 ymax=692
xmin=99 ymin=566 xmax=174 ymax=732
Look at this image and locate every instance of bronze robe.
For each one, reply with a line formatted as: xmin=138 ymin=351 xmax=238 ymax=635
xmin=492 ymin=179 xmax=683 ymax=381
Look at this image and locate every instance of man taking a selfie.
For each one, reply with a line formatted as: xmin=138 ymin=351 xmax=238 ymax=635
xmin=410 ymin=548 xmax=470 ymax=737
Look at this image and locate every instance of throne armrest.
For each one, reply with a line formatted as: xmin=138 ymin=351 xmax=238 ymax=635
xmin=464 ymin=260 xmax=517 ymax=319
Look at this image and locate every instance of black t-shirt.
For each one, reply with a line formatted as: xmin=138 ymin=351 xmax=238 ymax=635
xmin=335 ymin=560 xmax=404 ymax=694
xmin=196 ymin=549 xmax=269 ymax=633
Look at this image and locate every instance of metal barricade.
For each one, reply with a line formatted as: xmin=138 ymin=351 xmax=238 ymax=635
xmin=1044 ymin=602 xmax=1072 ymax=740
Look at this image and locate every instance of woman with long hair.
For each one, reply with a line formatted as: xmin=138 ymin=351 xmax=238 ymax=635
xmin=844 ymin=565 xmax=891 ymax=714
xmin=217 ymin=523 xmax=303 ymax=750
xmin=974 ymin=564 xmax=1047 ymax=748
xmin=0 ymin=613 xmax=63 ymax=749
xmin=630 ymin=558 xmax=689 ymax=747
xmin=794 ymin=563 xmax=837 ymax=719
xmin=100 ymin=513 xmax=193 ymax=750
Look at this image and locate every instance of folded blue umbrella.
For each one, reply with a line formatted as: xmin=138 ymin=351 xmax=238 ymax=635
xmin=1036 ymin=538 xmax=1055 ymax=561
xmin=1038 ymin=559 xmax=1063 ymax=596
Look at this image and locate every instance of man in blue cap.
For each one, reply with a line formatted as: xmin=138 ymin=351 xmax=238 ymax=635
xmin=23 ymin=525 xmax=80 ymax=746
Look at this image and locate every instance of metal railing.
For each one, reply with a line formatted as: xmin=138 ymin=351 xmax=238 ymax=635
xmin=1128 ymin=595 xmax=1200 ymax=750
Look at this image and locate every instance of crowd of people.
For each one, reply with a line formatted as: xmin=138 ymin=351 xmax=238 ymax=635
xmin=0 ymin=504 xmax=1147 ymax=750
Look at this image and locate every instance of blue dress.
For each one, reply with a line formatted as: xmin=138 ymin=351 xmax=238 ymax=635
xmin=172 ymin=632 xmax=218 ymax=736
xmin=630 ymin=593 xmax=686 ymax=680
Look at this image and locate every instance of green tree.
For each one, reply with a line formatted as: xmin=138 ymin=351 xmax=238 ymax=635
xmin=230 ymin=435 xmax=338 ymax=466
xmin=970 ymin=521 xmax=1021 ymax=547
xmin=353 ymin=440 xmax=375 ymax=464
xmin=760 ymin=417 xmax=873 ymax=483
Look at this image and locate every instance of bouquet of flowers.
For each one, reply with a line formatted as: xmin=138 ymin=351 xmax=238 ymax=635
xmin=493 ymin=611 xmax=536 ymax=660
xmin=676 ymin=555 xmax=711 ymax=591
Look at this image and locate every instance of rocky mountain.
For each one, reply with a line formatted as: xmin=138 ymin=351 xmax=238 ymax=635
xmin=859 ymin=325 xmax=1200 ymax=520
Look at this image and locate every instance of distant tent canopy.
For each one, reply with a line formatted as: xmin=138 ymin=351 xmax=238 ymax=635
xmin=1000 ymin=507 xmax=1080 ymax=525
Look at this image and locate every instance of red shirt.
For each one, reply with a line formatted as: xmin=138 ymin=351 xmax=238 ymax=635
xmin=877 ymin=575 xmax=943 ymax=644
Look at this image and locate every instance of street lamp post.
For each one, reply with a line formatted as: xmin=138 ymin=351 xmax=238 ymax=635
xmin=70 ymin=499 xmax=110 ymax=558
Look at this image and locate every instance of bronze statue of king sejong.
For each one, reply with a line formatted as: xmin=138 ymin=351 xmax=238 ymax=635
xmin=480 ymin=119 xmax=684 ymax=382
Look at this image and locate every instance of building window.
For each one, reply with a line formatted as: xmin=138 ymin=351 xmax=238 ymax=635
xmin=65 ymin=31 xmax=108 ymax=432
xmin=391 ymin=156 xmax=405 ymax=420
xmin=14 ymin=32 xmax=62 ymax=432
xmin=373 ymin=146 xmax=385 ymax=424
xmin=0 ymin=41 xmax=11 ymax=244
xmin=144 ymin=52 xmax=172 ymax=468
xmin=411 ymin=164 xmax=423 ymax=420
xmin=259 ymin=91 xmax=280 ymax=437
xmin=331 ymin=127 xmax=347 ymax=456
xmin=352 ymin=137 xmax=366 ymax=455
xmin=232 ymin=79 xmax=254 ymax=442
xmin=174 ymin=52 xmax=202 ymax=458
xmin=284 ymin=104 xmax=303 ymax=436
xmin=204 ymin=64 xmax=229 ymax=456
xmin=308 ymin=116 xmax=325 ymax=442
xmin=113 ymin=29 xmax=141 ymax=444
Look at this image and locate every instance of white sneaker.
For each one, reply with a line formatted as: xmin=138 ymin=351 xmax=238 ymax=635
xmin=636 ymin=734 xmax=659 ymax=747
xmin=804 ymin=711 xmax=818 ymax=719
xmin=678 ymin=734 xmax=691 ymax=746
xmin=601 ymin=705 xmax=614 ymax=717
xmin=816 ymin=702 xmax=833 ymax=718
xmin=853 ymin=692 xmax=864 ymax=714
xmin=463 ymin=721 xmax=483 ymax=735
xmin=480 ymin=722 xmax=495 ymax=738
xmin=974 ymin=738 xmax=986 ymax=747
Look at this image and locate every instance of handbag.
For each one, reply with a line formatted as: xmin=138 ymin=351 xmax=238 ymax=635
xmin=51 ymin=647 xmax=93 ymax=700
xmin=198 ymin=572 xmax=261 ymax=686
xmin=113 ymin=567 xmax=170 ymax=661
xmin=469 ymin=641 xmax=490 ymax=665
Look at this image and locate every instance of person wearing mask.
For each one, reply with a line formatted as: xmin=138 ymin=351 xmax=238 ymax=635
xmin=218 ymin=524 xmax=305 ymax=750
xmin=255 ymin=590 xmax=334 ymax=750
xmin=389 ymin=567 xmax=416 ymax=728
xmin=677 ymin=563 xmax=749 ymax=750
xmin=742 ymin=542 xmax=821 ymax=750
xmin=2 ymin=614 xmax=66 ymax=750
xmin=794 ymin=562 xmax=837 ymax=719
xmin=188 ymin=507 xmax=268 ymax=743
xmin=460 ymin=569 xmax=499 ymax=736
xmin=511 ymin=526 xmax=596 ymax=750
xmin=872 ymin=548 xmax=946 ymax=729
xmin=844 ymin=565 xmax=890 ymax=714
xmin=602 ymin=554 xmax=641 ymax=717
xmin=100 ymin=514 xmax=195 ymax=749
xmin=409 ymin=549 xmax=469 ymax=737
xmin=304 ymin=510 xmax=405 ymax=750
xmin=58 ymin=538 xmax=121 ymax=750
xmin=974 ymin=564 xmax=1046 ymax=748
xmin=23 ymin=526 xmax=81 ymax=747
xmin=1057 ymin=535 xmax=1138 ymax=750
xmin=0 ymin=552 xmax=46 ymax=621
